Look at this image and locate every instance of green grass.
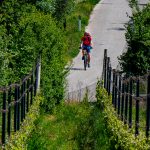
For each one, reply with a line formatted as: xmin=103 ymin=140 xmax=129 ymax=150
xmin=65 ymin=0 xmax=100 ymax=59
xmin=27 ymin=102 xmax=111 ymax=150
xmin=130 ymin=100 xmax=146 ymax=134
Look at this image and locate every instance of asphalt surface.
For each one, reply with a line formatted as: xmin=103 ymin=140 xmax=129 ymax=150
xmin=66 ymin=0 xmax=132 ymax=94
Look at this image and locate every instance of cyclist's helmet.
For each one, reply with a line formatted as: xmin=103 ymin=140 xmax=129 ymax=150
xmin=84 ymin=32 xmax=90 ymax=37
xmin=84 ymin=32 xmax=88 ymax=36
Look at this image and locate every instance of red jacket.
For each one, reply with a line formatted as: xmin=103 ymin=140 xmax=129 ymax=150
xmin=81 ymin=35 xmax=92 ymax=46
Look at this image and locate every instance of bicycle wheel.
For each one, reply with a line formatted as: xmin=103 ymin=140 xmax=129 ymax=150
xmin=84 ymin=55 xmax=87 ymax=70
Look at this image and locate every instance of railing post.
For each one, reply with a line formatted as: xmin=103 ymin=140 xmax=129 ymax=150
xmin=135 ymin=78 xmax=139 ymax=136
xmin=7 ymin=85 xmax=11 ymax=137
xmin=146 ymin=74 xmax=150 ymax=138
xmin=37 ymin=55 xmax=41 ymax=93
xmin=14 ymin=85 xmax=18 ymax=132
xmin=117 ymin=74 xmax=121 ymax=116
xmin=124 ymin=81 xmax=129 ymax=124
xmin=107 ymin=57 xmax=110 ymax=92
xmin=78 ymin=15 xmax=81 ymax=31
xmin=112 ymin=69 xmax=115 ymax=105
xmin=27 ymin=78 xmax=29 ymax=112
xmin=108 ymin=66 xmax=112 ymax=95
xmin=23 ymin=81 xmax=26 ymax=119
xmin=34 ymin=66 xmax=37 ymax=96
xmin=31 ymin=73 xmax=33 ymax=105
xmin=129 ymin=77 xmax=133 ymax=128
xmin=17 ymin=86 xmax=20 ymax=130
xmin=21 ymin=83 xmax=24 ymax=122
xmin=2 ymin=89 xmax=6 ymax=145
xmin=103 ymin=49 xmax=107 ymax=89
xmin=121 ymin=80 xmax=125 ymax=121
xmin=114 ymin=71 xmax=118 ymax=110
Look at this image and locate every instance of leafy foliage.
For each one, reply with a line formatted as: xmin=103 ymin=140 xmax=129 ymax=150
xmin=36 ymin=0 xmax=75 ymax=23
xmin=52 ymin=0 xmax=75 ymax=22
xmin=0 ymin=0 xmax=39 ymax=84
xmin=118 ymin=3 xmax=150 ymax=75
xmin=36 ymin=0 xmax=55 ymax=13
xmin=0 ymin=0 xmax=68 ymax=111
xmin=128 ymin=0 xmax=139 ymax=11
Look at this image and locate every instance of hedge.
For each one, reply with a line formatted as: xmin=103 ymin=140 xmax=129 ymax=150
xmin=96 ymin=80 xmax=150 ymax=150
xmin=4 ymin=95 xmax=43 ymax=150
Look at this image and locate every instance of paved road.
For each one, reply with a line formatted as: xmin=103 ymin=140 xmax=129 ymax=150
xmin=66 ymin=0 xmax=132 ymax=96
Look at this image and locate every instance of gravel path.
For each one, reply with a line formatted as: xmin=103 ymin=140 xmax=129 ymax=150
xmin=66 ymin=0 xmax=132 ymax=95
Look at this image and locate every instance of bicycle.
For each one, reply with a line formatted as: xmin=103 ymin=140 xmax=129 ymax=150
xmin=82 ymin=49 xmax=88 ymax=70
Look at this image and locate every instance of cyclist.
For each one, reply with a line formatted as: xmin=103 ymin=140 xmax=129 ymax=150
xmin=80 ymin=32 xmax=92 ymax=67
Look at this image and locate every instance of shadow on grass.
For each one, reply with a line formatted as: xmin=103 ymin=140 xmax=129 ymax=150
xmin=27 ymin=103 xmax=116 ymax=150
xmin=66 ymin=67 xmax=85 ymax=71
xmin=73 ymin=103 xmax=114 ymax=150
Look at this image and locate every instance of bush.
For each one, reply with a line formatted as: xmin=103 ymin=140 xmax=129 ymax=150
xmin=5 ymin=95 xmax=43 ymax=150
xmin=19 ymin=11 xmax=68 ymax=112
xmin=0 ymin=1 xmax=68 ymax=112
xmin=118 ymin=3 xmax=150 ymax=75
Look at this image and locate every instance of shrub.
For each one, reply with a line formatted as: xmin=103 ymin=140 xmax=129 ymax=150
xmin=118 ymin=3 xmax=150 ymax=75
xmin=0 ymin=1 xmax=68 ymax=112
xmin=5 ymin=95 xmax=43 ymax=150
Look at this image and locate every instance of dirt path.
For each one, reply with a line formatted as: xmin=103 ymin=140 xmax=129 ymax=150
xmin=66 ymin=0 xmax=132 ymax=98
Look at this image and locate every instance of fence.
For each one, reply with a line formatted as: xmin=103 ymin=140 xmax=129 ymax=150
xmin=66 ymin=82 xmax=97 ymax=102
xmin=0 ymin=57 xmax=41 ymax=146
xmin=103 ymin=49 xmax=150 ymax=137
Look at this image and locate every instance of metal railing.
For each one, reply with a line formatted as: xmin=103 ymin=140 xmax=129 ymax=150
xmin=103 ymin=49 xmax=150 ymax=137
xmin=0 ymin=58 xmax=40 ymax=145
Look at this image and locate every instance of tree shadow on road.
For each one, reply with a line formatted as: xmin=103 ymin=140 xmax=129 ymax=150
xmin=101 ymin=2 xmax=113 ymax=5
xmin=66 ymin=67 xmax=85 ymax=71
xmin=107 ymin=27 xmax=125 ymax=31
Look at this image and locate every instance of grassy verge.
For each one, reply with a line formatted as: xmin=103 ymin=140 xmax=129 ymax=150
xmin=27 ymin=102 xmax=111 ymax=150
xmin=65 ymin=0 xmax=100 ymax=58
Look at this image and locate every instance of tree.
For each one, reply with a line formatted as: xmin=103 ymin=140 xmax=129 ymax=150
xmin=118 ymin=3 xmax=150 ymax=76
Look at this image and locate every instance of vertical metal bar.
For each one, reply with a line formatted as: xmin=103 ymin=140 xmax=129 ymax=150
xmin=31 ymin=74 xmax=33 ymax=105
xmin=114 ymin=72 xmax=118 ymax=110
xmin=14 ymin=85 xmax=18 ymax=132
xmin=121 ymin=81 xmax=125 ymax=121
xmin=103 ymin=49 xmax=107 ymax=79
xmin=78 ymin=15 xmax=81 ymax=31
xmin=34 ymin=65 xmax=37 ymax=96
xmin=112 ymin=70 xmax=115 ymax=105
xmin=108 ymin=66 xmax=112 ymax=95
xmin=129 ymin=78 xmax=133 ymax=128
xmin=107 ymin=57 xmax=110 ymax=92
xmin=104 ymin=49 xmax=107 ymax=89
xmin=21 ymin=83 xmax=24 ymax=122
xmin=118 ymin=74 xmax=121 ymax=115
xmin=7 ymin=86 xmax=11 ymax=137
xmin=17 ymin=86 xmax=20 ymax=130
xmin=2 ymin=89 xmax=6 ymax=144
xmin=135 ymin=78 xmax=139 ymax=136
xmin=23 ymin=81 xmax=26 ymax=119
xmin=124 ymin=82 xmax=129 ymax=124
xmin=37 ymin=55 xmax=41 ymax=93
xmin=27 ymin=78 xmax=29 ymax=112
xmin=146 ymin=75 xmax=150 ymax=138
